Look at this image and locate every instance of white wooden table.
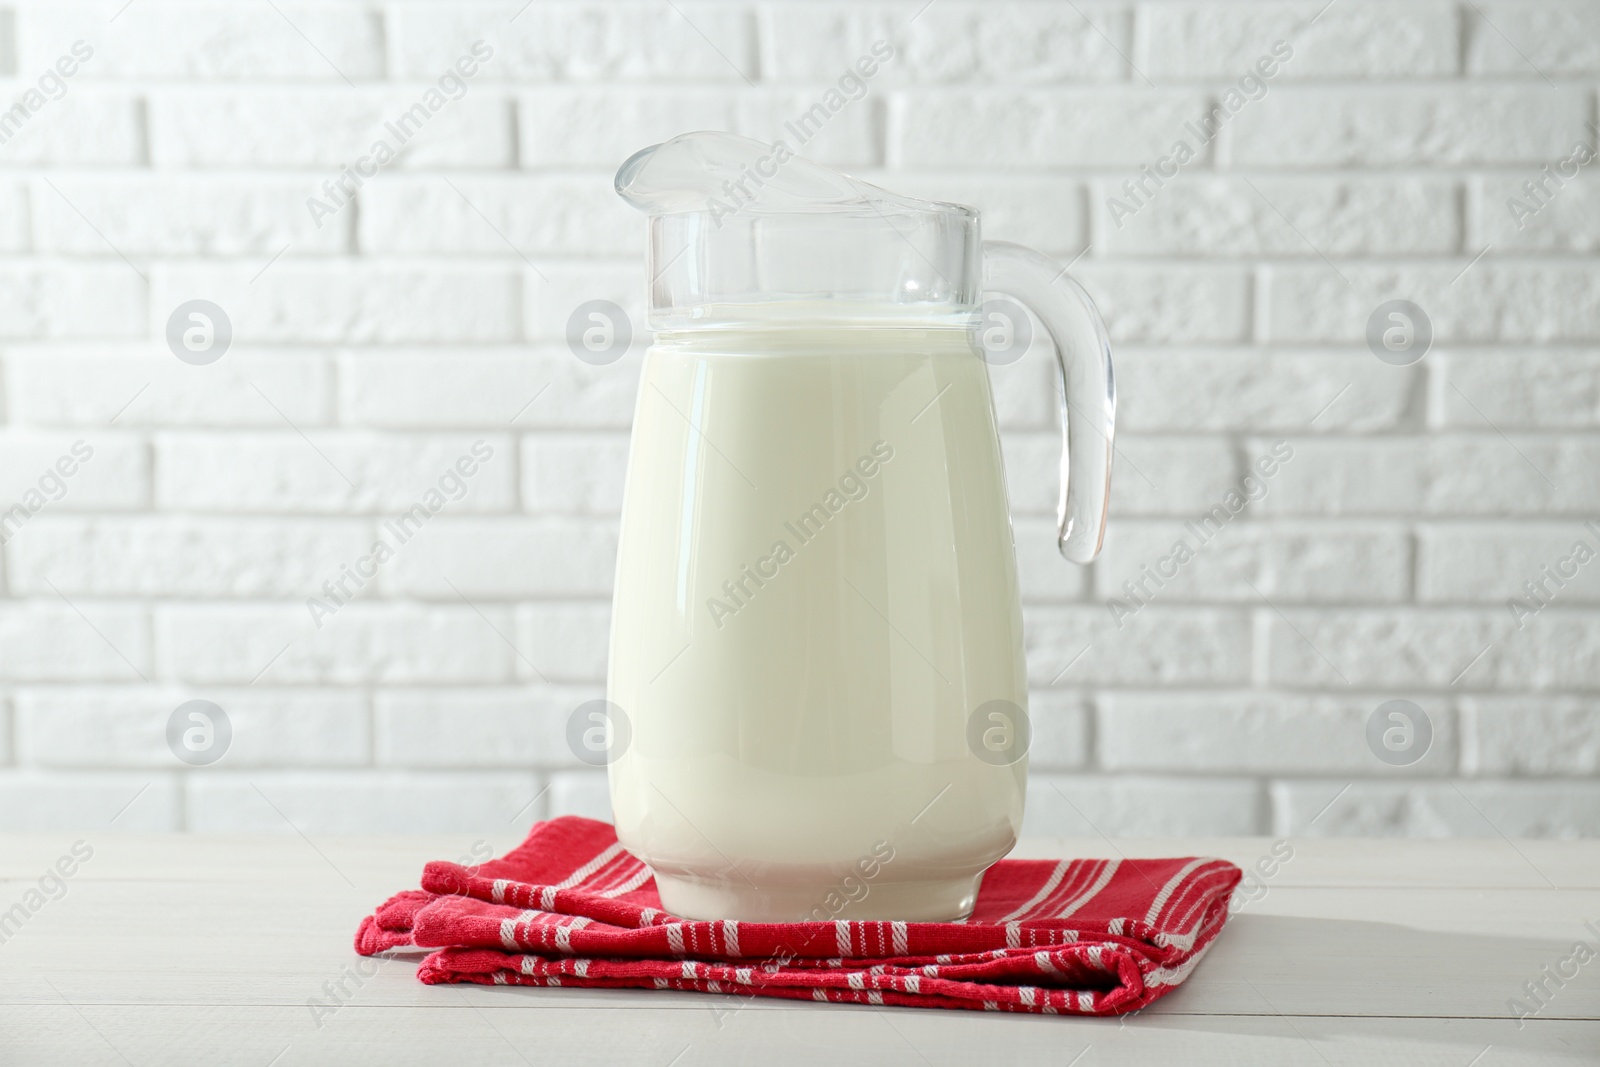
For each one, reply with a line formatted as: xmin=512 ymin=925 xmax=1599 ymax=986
xmin=2 ymin=835 xmax=1597 ymax=1065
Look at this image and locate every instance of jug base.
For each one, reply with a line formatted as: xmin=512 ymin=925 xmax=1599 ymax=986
xmin=653 ymin=871 xmax=982 ymax=923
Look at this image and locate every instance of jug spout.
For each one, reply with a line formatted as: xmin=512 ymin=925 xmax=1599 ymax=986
xmin=612 ymin=140 xmax=669 ymax=210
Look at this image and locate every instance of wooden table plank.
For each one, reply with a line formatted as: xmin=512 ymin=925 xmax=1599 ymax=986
xmin=2 ymin=1006 xmax=1596 ymax=1066
xmin=3 ymin=836 xmax=1599 ymax=1065
xmin=3 ymin=880 xmax=1598 ymax=1019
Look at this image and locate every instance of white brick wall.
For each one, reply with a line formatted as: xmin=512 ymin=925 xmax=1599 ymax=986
xmin=0 ymin=0 xmax=1596 ymax=839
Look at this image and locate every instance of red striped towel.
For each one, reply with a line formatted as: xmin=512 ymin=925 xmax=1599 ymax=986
xmin=355 ymin=816 xmax=1241 ymax=1016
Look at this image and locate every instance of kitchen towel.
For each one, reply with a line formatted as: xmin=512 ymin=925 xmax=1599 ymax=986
xmin=355 ymin=816 xmax=1241 ymax=1016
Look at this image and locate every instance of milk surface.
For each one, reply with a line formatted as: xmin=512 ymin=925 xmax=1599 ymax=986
xmin=607 ymin=325 xmax=1027 ymax=920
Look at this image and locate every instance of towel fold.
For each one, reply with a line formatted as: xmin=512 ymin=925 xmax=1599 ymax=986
xmin=356 ymin=815 xmax=1240 ymax=1015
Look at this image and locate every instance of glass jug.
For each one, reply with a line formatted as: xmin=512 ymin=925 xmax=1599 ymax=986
xmin=606 ymin=133 xmax=1113 ymax=922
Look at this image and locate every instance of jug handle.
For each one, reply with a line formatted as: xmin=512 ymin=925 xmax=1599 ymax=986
xmin=981 ymin=241 xmax=1115 ymax=563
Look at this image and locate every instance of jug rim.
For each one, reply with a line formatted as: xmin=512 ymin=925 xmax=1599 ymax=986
xmin=618 ymin=132 xmax=984 ymax=330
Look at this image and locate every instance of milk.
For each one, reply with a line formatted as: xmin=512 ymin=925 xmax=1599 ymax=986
xmin=607 ymin=324 xmax=1028 ymax=921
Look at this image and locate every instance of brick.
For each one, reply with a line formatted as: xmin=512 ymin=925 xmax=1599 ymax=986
xmin=527 ymin=261 xmax=646 ymax=343
xmin=151 ymin=263 xmax=522 ymax=344
xmin=0 ymin=772 xmax=178 ymax=831
xmin=548 ymin=770 xmax=613 ymax=821
xmin=0 ymin=604 xmax=149 ymax=682
xmin=186 ymin=771 xmax=541 ymax=833
xmin=0 ymin=434 xmax=148 ymax=512
xmin=1477 ymin=169 xmax=1600 ymax=253
xmin=0 ymin=180 xmax=25 ymax=250
xmin=988 ymin=356 xmax=1056 ymax=432
xmin=1025 ymin=774 xmax=1263 ymax=836
xmin=6 ymin=517 xmax=374 ymax=598
xmin=4 ymin=347 xmax=331 ymax=428
xmin=15 ymin=688 xmax=368 ymax=768
xmin=765 ymin=4 xmax=1128 ymax=83
xmin=1418 ymin=522 xmax=1600 ymax=603
xmin=518 ymin=87 xmax=882 ymax=169
xmin=1265 ymin=608 xmax=1600 ymax=690
xmin=1232 ymin=87 xmax=1590 ymax=166
xmin=379 ymin=518 xmax=619 ymax=599
xmin=157 ymin=604 xmax=515 ymax=685
xmin=375 ymin=686 xmax=600 ymax=768
xmin=389 ymin=3 xmax=756 ymax=82
xmin=521 ymin=434 xmax=630 ymax=515
xmin=1025 ymin=689 xmax=1090 ymax=770
xmin=737 ymin=90 xmax=884 ymax=168
xmin=0 ymin=91 xmax=142 ymax=165
xmin=884 ymin=174 xmax=1086 ymax=257
xmin=1466 ymin=2 xmax=1600 ymax=75
xmin=1464 ymin=697 xmax=1600 ymax=775
xmin=1014 ymin=516 xmax=1089 ymax=602
xmin=19 ymin=5 xmax=384 ymax=80
xmin=518 ymin=88 xmax=740 ymax=167
xmin=1442 ymin=350 xmax=1600 ymax=429
xmin=1098 ymin=520 xmax=1409 ymax=603
xmin=894 ymin=90 xmax=1214 ymax=169
xmin=1145 ymin=2 xmax=1459 ymax=80
xmin=1072 ymin=265 xmax=1251 ymax=344
xmin=31 ymin=175 xmax=347 ymax=256
xmin=1115 ymin=349 xmax=1418 ymax=432
xmin=1023 ymin=606 xmax=1252 ymax=686
xmin=0 ymin=263 xmax=144 ymax=338
xmin=1253 ymin=436 xmax=1600 ymax=516
xmin=544 ymin=771 xmax=611 ymax=825
xmin=1101 ymin=177 xmax=1459 ymax=257
xmin=340 ymin=349 xmax=638 ymax=430
xmin=0 ymin=8 xmax=12 ymax=77
xmin=1001 ymin=433 xmax=1066 ymax=517
xmin=147 ymin=89 xmax=512 ymax=169
xmin=515 ymin=602 xmax=611 ymax=684
xmin=1002 ymin=433 xmax=1239 ymax=517
xmin=1273 ymin=779 xmax=1600 ymax=838
xmin=1099 ymin=692 xmax=1458 ymax=775
xmin=154 ymin=432 xmax=515 ymax=513
xmin=1272 ymin=262 xmax=1600 ymax=343
xmin=359 ymin=175 xmax=634 ymax=257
